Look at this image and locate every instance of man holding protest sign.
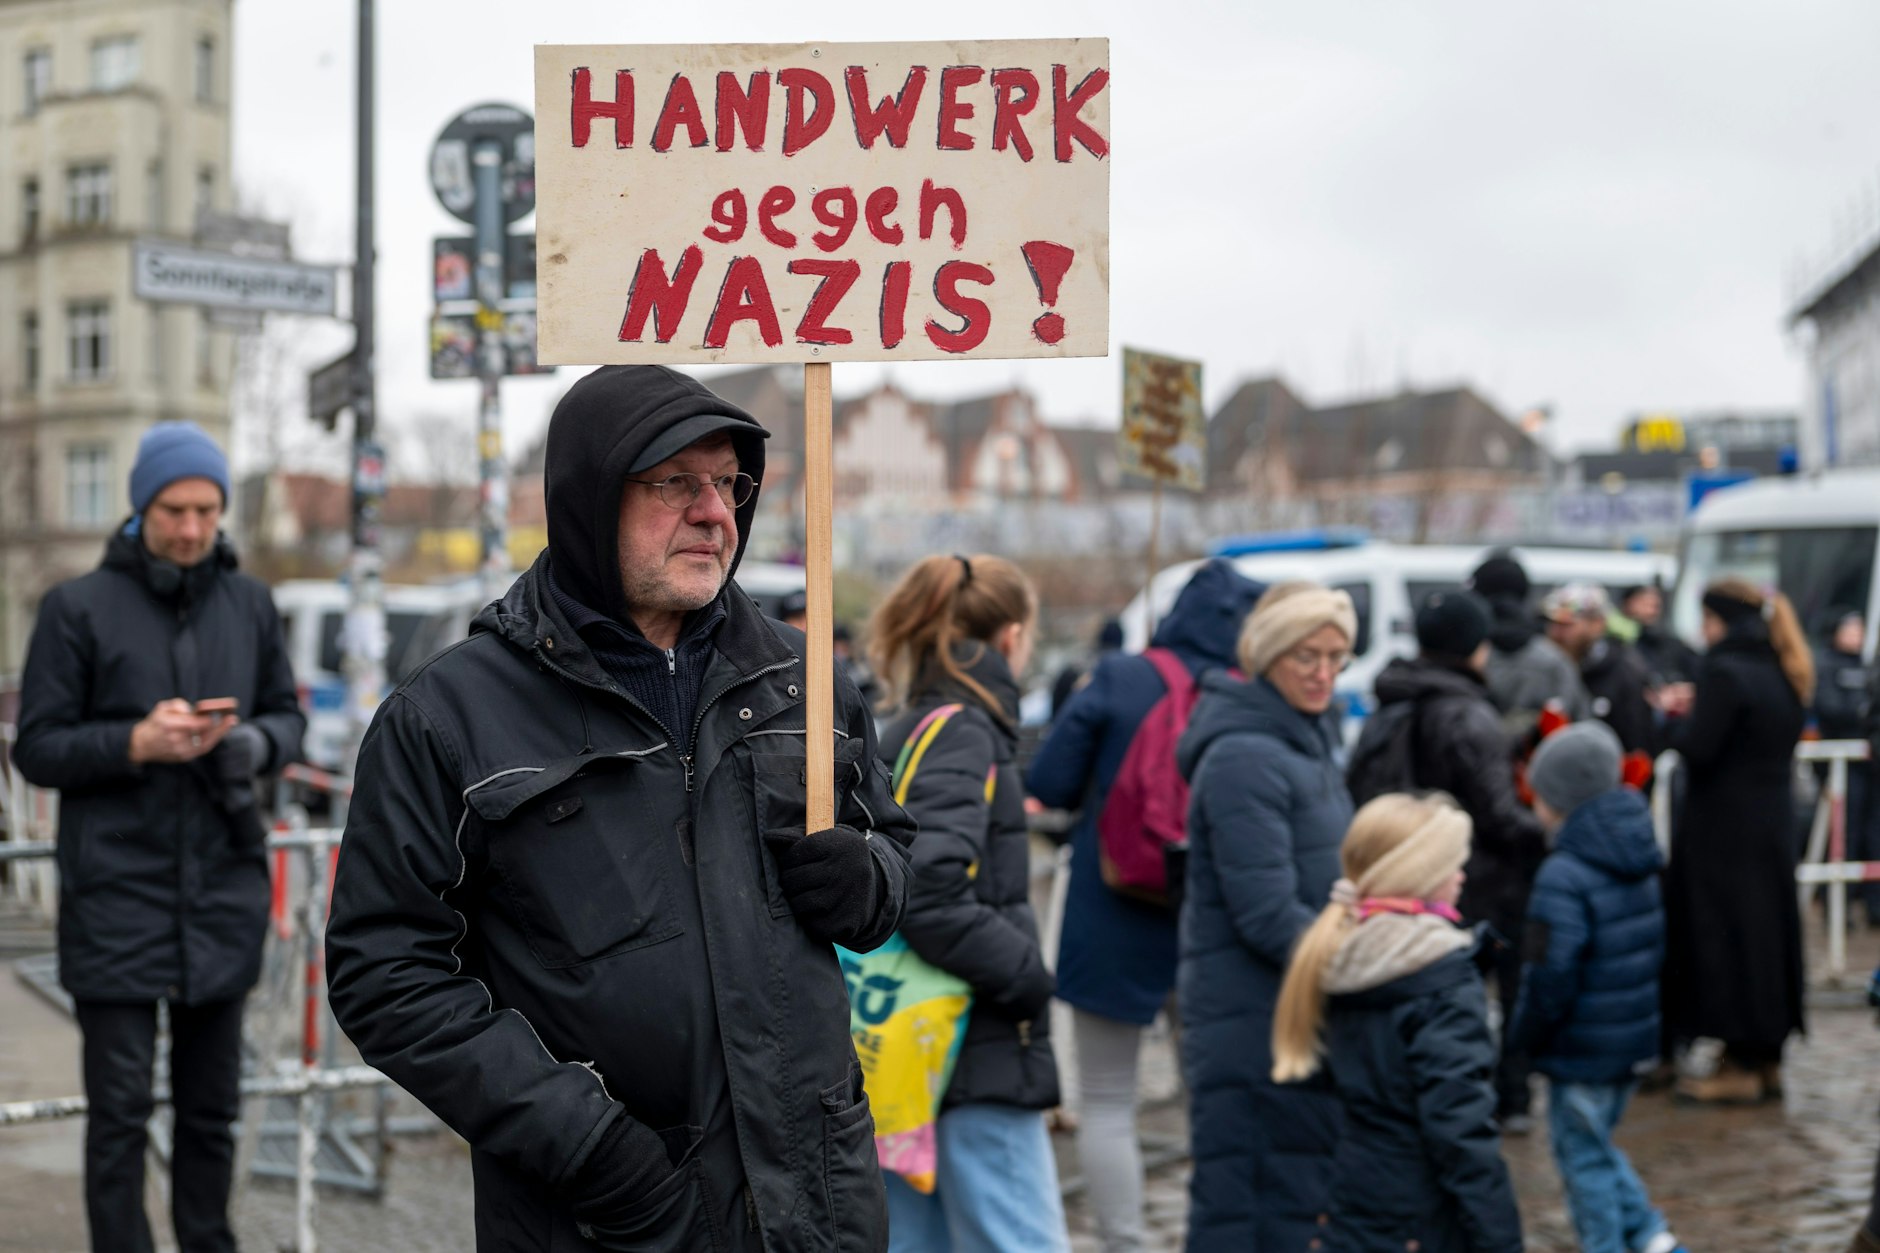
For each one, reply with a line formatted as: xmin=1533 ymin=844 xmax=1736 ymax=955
xmin=326 ymin=365 xmax=916 ymax=1250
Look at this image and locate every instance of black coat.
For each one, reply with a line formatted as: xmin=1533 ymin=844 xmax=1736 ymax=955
xmin=1324 ymin=950 xmax=1523 ymax=1253
xmin=1665 ymin=630 xmax=1807 ymax=1050
xmin=13 ymin=529 xmax=304 ymax=1005
xmin=1633 ymin=624 xmax=1701 ymax=688
xmin=880 ymin=647 xmax=1059 ymax=1111
xmin=325 ymin=562 xmax=915 ymax=1252
xmin=1175 ymin=674 xmax=1349 ymax=1252
xmin=1815 ymin=646 xmax=1872 ymax=742
xmin=1364 ymin=657 xmax=1547 ymax=928
xmin=1580 ymin=637 xmax=1659 ymax=757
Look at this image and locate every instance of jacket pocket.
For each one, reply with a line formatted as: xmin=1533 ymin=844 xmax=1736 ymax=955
xmin=818 ymin=1065 xmax=887 ymax=1253
xmin=749 ymin=737 xmax=866 ymax=920
xmin=472 ymin=757 xmax=684 ymax=969
xmin=571 ymin=1135 xmax=726 ymax=1252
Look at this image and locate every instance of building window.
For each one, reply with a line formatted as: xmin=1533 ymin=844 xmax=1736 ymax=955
xmin=24 ymin=48 xmax=51 ymax=115
xmin=147 ymin=160 xmax=163 ymax=230
xmin=66 ymin=444 xmax=114 ymax=529
xmin=67 ymin=301 xmax=111 ymax=382
xmin=195 ymin=167 xmax=215 ymax=219
xmin=22 ymin=178 xmax=39 ymax=240
xmin=22 ymin=313 xmax=39 ymax=388
xmin=90 ymin=36 xmax=139 ymax=92
xmin=66 ymin=164 xmax=112 ymax=227
xmin=195 ymin=36 xmax=214 ymax=103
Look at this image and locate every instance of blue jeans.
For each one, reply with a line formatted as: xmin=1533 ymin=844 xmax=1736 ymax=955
xmin=884 ymin=1103 xmax=1070 ymax=1253
xmin=1546 ymin=1080 xmax=1669 ymax=1253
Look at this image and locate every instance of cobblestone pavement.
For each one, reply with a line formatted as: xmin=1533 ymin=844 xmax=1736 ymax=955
xmin=2 ymin=902 xmax=1877 ymax=1251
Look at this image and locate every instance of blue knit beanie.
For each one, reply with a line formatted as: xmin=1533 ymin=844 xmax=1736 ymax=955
xmin=129 ymin=422 xmax=229 ymax=516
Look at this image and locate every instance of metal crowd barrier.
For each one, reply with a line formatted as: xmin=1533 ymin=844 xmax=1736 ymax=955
xmin=1794 ymin=738 xmax=1878 ymax=980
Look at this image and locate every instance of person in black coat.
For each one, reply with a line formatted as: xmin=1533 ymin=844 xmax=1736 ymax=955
xmin=326 ymin=368 xmax=914 ymax=1252
xmin=1176 ymin=582 xmax=1356 ymax=1251
xmin=13 ymin=422 xmax=305 ymax=1253
xmin=1272 ymin=793 xmax=1522 ymax=1253
xmin=1025 ymin=559 xmax=1264 ymax=1253
xmin=1543 ymin=584 xmax=1661 ymax=758
xmin=1666 ymin=578 xmax=1813 ymax=1103
xmin=1816 ymin=611 xmax=1877 ymax=923
xmin=1352 ymin=591 xmax=1547 ymax=1128
xmin=868 ymin=553 xmax=1067 ymax=1251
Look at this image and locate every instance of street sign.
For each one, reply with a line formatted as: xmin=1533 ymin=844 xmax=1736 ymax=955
xmin=429 ymin=310 xmax=553 ymax=379
xmin=434 ymin=233 xmax=536 ymax=305
xmin=309 ymin=348 xmax=355 ymax=430
xmin=133 ymin=240 xmax=338 ymax=316
xmin=532 ymin=39 xmax=1111 ymax=365
xmin=1120 ymin=348 xmax=1206 ymax=491
xmin=430 ymin=102 xmax=535 ymax=225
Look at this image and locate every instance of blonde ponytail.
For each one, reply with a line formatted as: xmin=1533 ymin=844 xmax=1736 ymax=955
xmin=1271 ymin=793 xmax=1474 ymax=1082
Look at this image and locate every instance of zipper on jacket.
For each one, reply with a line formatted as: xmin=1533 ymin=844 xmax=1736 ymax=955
xmin=666 ymin=647 xmax=676 ymax=676
xmin=681 ymin=754 xmax=694 ymax=792
xmin=1017 ymin=1020 xmax=1032 ymax=1048
xmin=686 ymin=656 xmax=799 ymax=766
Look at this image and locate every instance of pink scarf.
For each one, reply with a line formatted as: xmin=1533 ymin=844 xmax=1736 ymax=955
xmin=1355 ymin=896 xmax=1462 ymax=925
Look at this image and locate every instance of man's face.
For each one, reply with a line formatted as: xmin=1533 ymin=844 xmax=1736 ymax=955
xmin=1546 ymin=613 xmax=1603 ymax=658
xmin=143 ymin=477 xmax=223 ymax=567
xmin=616 ymin=434 xmax=741 ymax=621
xmin=1624 ymin=588 xmax=1662 ymax=627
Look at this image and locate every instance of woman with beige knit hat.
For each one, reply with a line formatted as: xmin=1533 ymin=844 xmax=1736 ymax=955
xmin=1172 ymin=582 xmax=1358 ymax=1251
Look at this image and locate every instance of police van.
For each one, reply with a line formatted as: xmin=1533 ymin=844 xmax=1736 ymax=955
xmin=1118 ymin=532 xmax=1675 ymax=729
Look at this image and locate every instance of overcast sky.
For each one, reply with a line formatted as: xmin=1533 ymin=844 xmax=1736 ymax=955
xmin=229 ymin=0 xmax=1880 ymax=476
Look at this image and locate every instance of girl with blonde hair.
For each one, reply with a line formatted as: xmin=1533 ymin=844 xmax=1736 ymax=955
xmin=1273 ymin=793 xmax=1523 ymax=1253
xmin=867 ymin=553 xmax=1068 ymax=1252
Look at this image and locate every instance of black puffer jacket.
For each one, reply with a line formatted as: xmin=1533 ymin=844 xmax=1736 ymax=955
xmin=14 ymin=528 xmax=304 ymax=1005
xmin=326 ymin=366 xmax=916 ymax=1253
xmin=881 ymin=646 xmax=1060 ymax=1111
xmin=1580 ymin=637 xmax=1659 ymax=756
xmin=1363 ymin=657 xmax=1546 ymax=926
xmin=1324 ymin=949 xmax=1523 ymax=1253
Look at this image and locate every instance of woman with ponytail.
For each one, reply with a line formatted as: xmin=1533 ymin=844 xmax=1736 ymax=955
xmin=1273 ymin=794 xmax=1523 ymax=1253
xmin=867 ymin=554 xmax=1068 ymax=1251
xmin=1665 ymin=577 xmax=1812 ymax=1103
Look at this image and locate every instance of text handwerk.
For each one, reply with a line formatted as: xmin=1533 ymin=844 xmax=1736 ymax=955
xmin=567 ymin=62 xmax=1109 ymax=163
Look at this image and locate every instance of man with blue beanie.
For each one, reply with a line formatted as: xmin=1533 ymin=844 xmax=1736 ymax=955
xmin=13 ymin=420 xmax=303 ymax=1252
xmin=1511 ymin=721 xmax=1684 ymax=1253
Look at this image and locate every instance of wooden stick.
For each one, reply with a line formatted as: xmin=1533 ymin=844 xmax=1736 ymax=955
xmin=804 ymin=361 xmax=835 ymax=832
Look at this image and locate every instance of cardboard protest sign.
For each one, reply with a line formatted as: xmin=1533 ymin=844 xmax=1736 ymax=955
xmin=532 ymin=39 xmax=1110 ymax=365
xmin=1120 ymin=347 xmax=1204 ymax=492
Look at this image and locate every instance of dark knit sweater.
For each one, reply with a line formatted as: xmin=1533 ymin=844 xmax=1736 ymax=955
xmin=546 ymin=563 xmax=725 ymax=753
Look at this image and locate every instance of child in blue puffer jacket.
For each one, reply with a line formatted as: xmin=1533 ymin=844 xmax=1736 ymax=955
xmin=1510 ymin=721 xmax=1686 ymax=1253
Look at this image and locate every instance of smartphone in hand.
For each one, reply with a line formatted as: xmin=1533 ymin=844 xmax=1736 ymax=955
xmin=194 ymin=697 xmax=239 ymax=722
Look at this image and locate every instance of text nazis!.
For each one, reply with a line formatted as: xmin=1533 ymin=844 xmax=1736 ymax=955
xmin=533 ymin=40 xmax=1112 ymax=366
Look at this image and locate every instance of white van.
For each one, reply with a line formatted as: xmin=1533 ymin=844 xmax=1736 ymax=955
xmin=1118 ymin=534 xmax=1675 ymax=725
xmin=1671 ymin=469 xmax=1880 ymax=653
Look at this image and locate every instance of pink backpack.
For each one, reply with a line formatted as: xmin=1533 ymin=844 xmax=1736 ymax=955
xmin=1097 ymin=648 xmax=1200 ymax=906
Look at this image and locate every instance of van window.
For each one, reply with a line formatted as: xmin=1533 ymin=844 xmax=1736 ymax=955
xmin=318 ymin=610 xmax=430 ymax=682
xmin=1332 ymin=582 xmax=1373 ymax=656
xmin=1675 ymin=526 xmax=1878 ymax=644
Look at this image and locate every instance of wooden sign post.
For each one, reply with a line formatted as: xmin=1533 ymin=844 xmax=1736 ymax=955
xmin=535 ymin=39 xmax=1112 ymax=832
xmin=1119 ymin=348 xmax=1204 ymax=638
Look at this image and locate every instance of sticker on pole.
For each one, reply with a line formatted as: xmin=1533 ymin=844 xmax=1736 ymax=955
xmin=1120 ymin=348 xmax=1205 ymax=492
xmin=533 ymin=38 xmax=1110 ymax=365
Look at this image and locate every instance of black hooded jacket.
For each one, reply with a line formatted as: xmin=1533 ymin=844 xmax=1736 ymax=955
xmin=1363 ymin=657 xmax=1547 ymax=925
xmin=14 ymin=528 xmax=304 ymax=1004
xmin=325 ymin=366 xmax=915 ymax=1253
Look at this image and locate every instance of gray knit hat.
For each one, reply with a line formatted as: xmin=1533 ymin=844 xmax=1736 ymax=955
xmin=1528 ymin=721 xmax=1624 ymax=817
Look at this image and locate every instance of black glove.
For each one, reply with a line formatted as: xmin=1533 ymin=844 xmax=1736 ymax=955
xmin=568 ymin=1115 xmax=690 ymax=1239
xmin=211 ymin=723 xmax=269 ymax=813
xmin=763 ymin=824 xmax=882 ymax=944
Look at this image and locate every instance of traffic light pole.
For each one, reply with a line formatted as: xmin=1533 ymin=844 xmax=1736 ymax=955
xmin=472 ymin=142 xmax=509 ymax=600
xmin=343 ymin=0 xmax=385 ymax=778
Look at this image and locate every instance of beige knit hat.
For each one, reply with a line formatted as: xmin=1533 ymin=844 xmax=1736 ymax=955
xmin=1237 ymin=581 xmax=1360 ymax=677
xmin=1348 ymin=793 xmax=1473 ymax=901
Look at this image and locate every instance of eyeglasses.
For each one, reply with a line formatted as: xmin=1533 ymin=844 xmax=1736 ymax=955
xmin=624 ymin=471 xmax=758 ymax=511
xmin=1282 ymin=647 xmax=1352 ymax=675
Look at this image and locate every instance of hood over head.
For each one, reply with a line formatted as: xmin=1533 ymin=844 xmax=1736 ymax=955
xmin=1553 ymin=788 xmax=1662 ymax=881
xmin=1484 ymin=594 xmax=1539 ymax=653
xmin=1151 ymin=559 xmax=1267 ymax=669
xmin=544 ymin=365 xmax=770 ymax=623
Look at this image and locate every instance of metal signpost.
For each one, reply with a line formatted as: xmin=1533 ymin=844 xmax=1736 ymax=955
xmin=429 ymin=102 xmax=539 ymax=599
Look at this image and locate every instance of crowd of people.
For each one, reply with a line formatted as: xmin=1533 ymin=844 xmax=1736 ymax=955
xmin=11 ymin=368 xmax=1880 ymax=1252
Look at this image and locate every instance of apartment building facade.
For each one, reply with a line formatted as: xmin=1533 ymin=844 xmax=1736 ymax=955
xmin=0 ymin=0 xmax=235 ymax=671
